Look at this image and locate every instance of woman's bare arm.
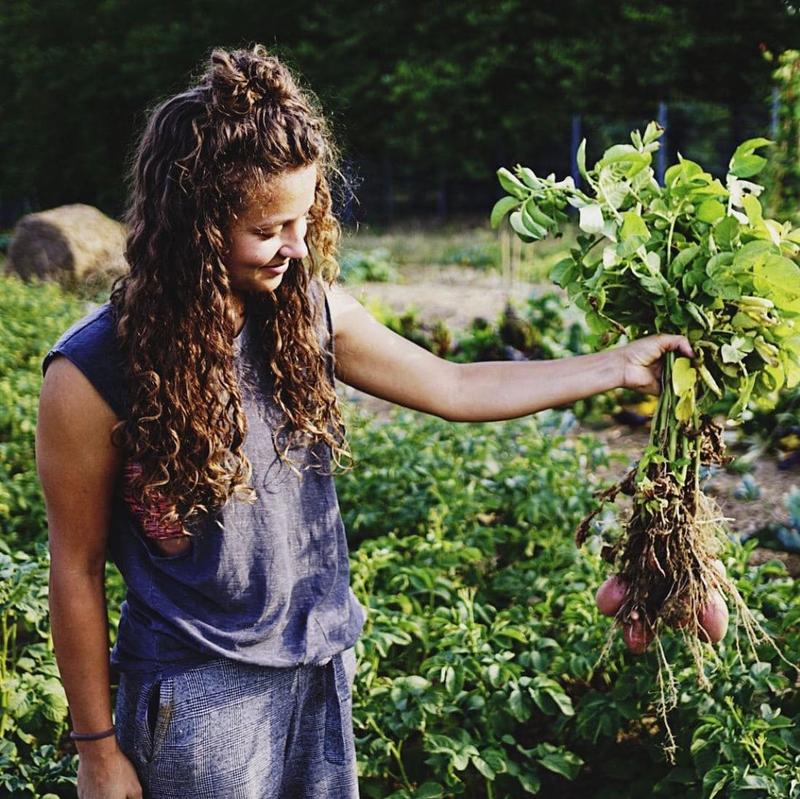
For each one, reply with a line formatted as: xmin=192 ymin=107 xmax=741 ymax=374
xmin=325 ymin=284 xmax=692 ymax=421
xmin=36 ymin=356 xmax=123 ymax=760
xmin=325 ymin=284 xmax=621 ymax=421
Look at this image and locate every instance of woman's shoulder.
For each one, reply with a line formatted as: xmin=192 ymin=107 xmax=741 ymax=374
xmin=41 ymin=302 xmax=129 ymax=419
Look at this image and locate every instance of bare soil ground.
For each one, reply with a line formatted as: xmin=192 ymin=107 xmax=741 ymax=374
xmin=343 ymin=264 xmax=552 ymax=329
xmin=336 ymin=268 xmax=800 ymax=572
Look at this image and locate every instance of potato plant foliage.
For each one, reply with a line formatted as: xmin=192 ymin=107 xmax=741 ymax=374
xmin=1 ymin=276 xmax=799 ymax=797
xmin=494 ymin=124 xmax=800 ymax=759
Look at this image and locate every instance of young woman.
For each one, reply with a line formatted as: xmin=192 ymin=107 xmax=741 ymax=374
xmin=35 ymin=45 xmax=693 ymax=799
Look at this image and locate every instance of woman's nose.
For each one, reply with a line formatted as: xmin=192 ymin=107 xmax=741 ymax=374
xmin=280 ymin=230 xmax=309 ymax=261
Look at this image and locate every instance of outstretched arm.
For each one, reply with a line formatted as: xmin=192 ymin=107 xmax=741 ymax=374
xmin=325 ymin=284 xmax=693 ymax=423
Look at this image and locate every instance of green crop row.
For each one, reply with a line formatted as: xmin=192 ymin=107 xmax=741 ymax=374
xmin=0 ymin=274 xmax=798 ymax=797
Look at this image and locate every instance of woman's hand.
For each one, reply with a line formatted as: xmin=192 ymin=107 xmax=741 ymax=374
xmin=77 ymin=745 xmax=144 ymax=798
xmin=618 ymin=334 xmax=695 ymax=395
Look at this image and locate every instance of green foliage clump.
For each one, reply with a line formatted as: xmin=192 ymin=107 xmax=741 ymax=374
xmin=0 ymin=276 xmax=93 ymax=550
xmin=0 ymin=542 xmax=78 ymax=797
xmin=338 ymin=408 xmax=800 ymax=798
xmin=763 ymin=49 xmax=800 ymax=223
xmin=440 ymin=241 xmax=500 ymax=270
xmin=2 ymin=269 xmax=798 ymax=797
xmin=339 ymin=248 xmax=400 ymax=283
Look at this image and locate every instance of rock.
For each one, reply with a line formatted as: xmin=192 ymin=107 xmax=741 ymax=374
xmin=7 ymin=204 xmax=128 ymax=288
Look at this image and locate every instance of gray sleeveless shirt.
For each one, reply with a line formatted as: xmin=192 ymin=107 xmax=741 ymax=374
xmin=42 ymin=279 xmax=366 ymax=678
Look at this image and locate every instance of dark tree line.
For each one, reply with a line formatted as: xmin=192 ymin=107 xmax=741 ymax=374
xmin=1 ymin=0 xmax=798 ymax=224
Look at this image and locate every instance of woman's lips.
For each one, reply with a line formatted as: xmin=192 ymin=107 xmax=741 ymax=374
xmin=260 ymin=261 xmax=289 ymax=274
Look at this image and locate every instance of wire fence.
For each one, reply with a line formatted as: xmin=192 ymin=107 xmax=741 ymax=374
xmin=338 ymin=99 xmax=777 ymax=228
xmin=0 ymin=99 xmax=778 ymax=233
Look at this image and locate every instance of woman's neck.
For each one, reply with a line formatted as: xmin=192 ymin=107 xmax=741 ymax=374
xmin=227 ymin=293 xmax=248 ymax=337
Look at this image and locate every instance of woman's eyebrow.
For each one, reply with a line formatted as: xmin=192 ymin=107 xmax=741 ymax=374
xmin=255 ymin=201 xmax=314 ymax=227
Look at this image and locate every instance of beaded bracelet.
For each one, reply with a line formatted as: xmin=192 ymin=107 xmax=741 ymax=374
xmin=69 ymin=725 xmax=116 ymax=741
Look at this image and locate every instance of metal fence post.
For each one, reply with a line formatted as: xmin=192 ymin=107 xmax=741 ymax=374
xmin=657 ymin=101 xmax=668 ymax=185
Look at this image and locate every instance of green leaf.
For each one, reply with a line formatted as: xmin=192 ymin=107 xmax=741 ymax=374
xmin=509 ymin=210 xmax=536 ymax=243
xmin=518 ymin=167 xmax=542 ymax=189
xmin=472 ymin=756 xmax=496 ymax=780
xmin=729 ymin=137 xmax=772 ymax=178
xmin=675 ymin=391 xmax=695 ymax=423
xmin=598 ymin=167 xmax=628 ymax=209
xmin=521 ymin=203 xmax=548 ymax=239
xmin=518 ymin=771 xmax=541 ymax=794
xmin=670 ymin=244 xmax=700 ymax=274
xmin=497 ymin=168 xmax=528 ymax=199
xmin=642 ymin=121 xmax=663 ymax=146
xmin=490 ymin=196 xmax=519 ymax=229
xmin=414 ymin=783 xmax=444 ymax=799
xmin=729 ymin=372 xmax=757 ymax=418
xmin=696 ymin=199 xmax=725 ymax=224
xmin=576 ymin=139 xmax=588 ymax=182
xmin=536 ymin=749 xmax=583 ymax=781
xmin=550 ymin=258 xmax=578 ymax=287
xmin=714 ymin=216 xmax=740 ymax=250
xmin=698 ymin=364 xmax=723 ymax=398
xmin=672 ymin=357 xmax=697 ymax=395
xmin=509 ymin=687 xmax=530 ymax=721
xmin=525 ymin=198 xmax=555 ymax=228
xmin=620 ymin=211 xmax=649 ymax=242
xmin=703 ymin=766 xmax=731 ymax=799
xmin=730 ymin=154 xmax=767 ymax=178
xmin=753 ymin=255 xmax=800 ymax=312
xmin=705 ymin=252 xmax=735 ymax=277
xmin=742 ymin=194 xmax=764 ymax=226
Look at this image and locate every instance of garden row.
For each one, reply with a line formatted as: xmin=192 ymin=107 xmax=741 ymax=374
xmin=0 ymin=274 xmax=798 ymax=797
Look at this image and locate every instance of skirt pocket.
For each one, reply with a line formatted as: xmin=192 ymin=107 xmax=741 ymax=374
xmin=133 ymin=672 xmax=175 ymax=765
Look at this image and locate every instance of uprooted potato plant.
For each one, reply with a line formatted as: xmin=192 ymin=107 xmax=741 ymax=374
xmin=494 ymin=122 xmax=800 ymax=758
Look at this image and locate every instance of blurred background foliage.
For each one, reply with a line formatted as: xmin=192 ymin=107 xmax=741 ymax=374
xmin=2 ymin=0 xmax=800 ymax=226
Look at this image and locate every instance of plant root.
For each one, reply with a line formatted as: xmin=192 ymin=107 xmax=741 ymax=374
xmin=578 ymin=415 xmax=799 ymax=762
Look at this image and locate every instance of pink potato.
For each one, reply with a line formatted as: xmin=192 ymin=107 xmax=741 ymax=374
xmin=595 ymin=575 xmax=628 ymax=617
xmin=697 ymin=590 xmax=729 ymax=644
xmin=622 ymin=616 xmax=654 ymax=654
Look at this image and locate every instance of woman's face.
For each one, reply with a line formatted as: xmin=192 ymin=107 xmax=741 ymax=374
xmin=223 ymin=164 xmax=317 ymax=301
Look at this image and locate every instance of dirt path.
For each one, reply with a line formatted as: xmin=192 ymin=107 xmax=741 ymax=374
xmin=344 ymin=265 xmax=560 ymax=330
xmin=336 ymin=269 xmax=800 ymax=553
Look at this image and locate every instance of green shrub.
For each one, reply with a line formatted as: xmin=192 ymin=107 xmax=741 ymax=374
xmin=0 ymin=276 xmax=92 ymax=551
xmin=340 ymin=247 xmax=400 ymax=283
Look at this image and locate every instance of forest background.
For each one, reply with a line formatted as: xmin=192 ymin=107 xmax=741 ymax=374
xmin=2 ymin=0 xmax=800 ymax=228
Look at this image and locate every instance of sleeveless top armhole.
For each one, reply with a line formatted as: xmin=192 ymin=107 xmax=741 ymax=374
xmin=321 ymin=283 xmax=337 ymax=387
xmin=41 ymin=304 xmax=129 ymax=420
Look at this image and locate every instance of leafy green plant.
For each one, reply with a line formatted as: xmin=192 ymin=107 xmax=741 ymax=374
xmin=339 ymin=407 xmax=800 ymax=797
xmin=340 ymin=247 xmax=400 ymax=283
xmin=2 ymin=261 xmax=798 ymax=797
xmin=441 ymin=241 xmax=500 ymax=270
xmin=0 ymin=541 xmax=78 ymax=798
xmin=493 ymin=122 xmax=800 ymax=758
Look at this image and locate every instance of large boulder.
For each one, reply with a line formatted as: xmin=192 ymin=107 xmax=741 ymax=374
xmin=7 ymin=204 xmax=128 ymax=288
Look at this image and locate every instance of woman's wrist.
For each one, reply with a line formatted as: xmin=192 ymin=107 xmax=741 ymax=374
xmin=70 ymin=724 xmax=116 ymax=741
xmin=74 ymin=733 xmax=120 ymax=758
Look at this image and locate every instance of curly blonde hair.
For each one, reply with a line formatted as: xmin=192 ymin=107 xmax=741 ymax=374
xmin=108 ymin=44 xmax=352 ymax=533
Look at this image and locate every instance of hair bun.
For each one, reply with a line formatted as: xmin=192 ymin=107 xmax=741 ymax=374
xmin=208 ymin=45 xmax=292 ymax=116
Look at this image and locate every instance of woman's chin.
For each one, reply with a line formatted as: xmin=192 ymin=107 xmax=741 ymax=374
xmin=253 ymin=272 xmax=284 ymax=290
